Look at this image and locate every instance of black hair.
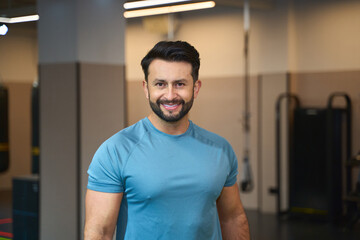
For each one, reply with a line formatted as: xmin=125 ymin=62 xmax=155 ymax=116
xmin=141 ymin=41 xmax=200 ymax=82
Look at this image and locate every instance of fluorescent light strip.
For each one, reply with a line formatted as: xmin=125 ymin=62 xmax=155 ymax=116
xmin=0 ymin=17 xmax=11 ymax=23
xmin=124 ymin=0 xmax=191 ymax=10
xmin=0 ymin=15 xmax=39 ymax=24
xmin=124 ymin=1 xmax=215 ymax=18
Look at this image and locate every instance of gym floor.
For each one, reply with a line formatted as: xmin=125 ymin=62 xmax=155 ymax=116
xmin=246 ymin=210 xmax=360 ymax=240
xmin=0 ymin=190 xmax=359 ymax=240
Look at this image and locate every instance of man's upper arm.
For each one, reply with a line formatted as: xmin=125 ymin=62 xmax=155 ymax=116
xmin=217 ymin=183 xmax=250 ymax=239
xmin=84 ymin=189 xmax=123 ymax=239
xmin=217 ymin=183 xmax=245 ymax=221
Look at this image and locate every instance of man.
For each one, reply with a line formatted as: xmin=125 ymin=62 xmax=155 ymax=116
xmin=84 ymin=41 xmax=250 ymax=240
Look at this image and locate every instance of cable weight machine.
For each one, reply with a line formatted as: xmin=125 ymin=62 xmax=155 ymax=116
xmin=270 ymin=92 xmax=352 ymax=223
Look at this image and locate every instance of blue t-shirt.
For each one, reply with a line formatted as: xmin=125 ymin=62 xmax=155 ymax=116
xmin=87 ymin=117 xmax=238 ymax=240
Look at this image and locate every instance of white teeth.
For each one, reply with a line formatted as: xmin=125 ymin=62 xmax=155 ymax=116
xmin=163 ymin=104 xmax=178 ymax=107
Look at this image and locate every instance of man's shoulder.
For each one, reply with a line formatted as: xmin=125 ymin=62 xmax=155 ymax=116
xmin=192 ymin=122 xmax=232 ymax=149
xmin=102 ymin=118 xmax=148 ymax=150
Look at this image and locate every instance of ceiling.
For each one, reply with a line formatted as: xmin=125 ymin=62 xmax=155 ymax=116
xmin=0 ymin=0 xmax=36 ymax=9
xmin=0 ymin=0 xmax=36 ymax=18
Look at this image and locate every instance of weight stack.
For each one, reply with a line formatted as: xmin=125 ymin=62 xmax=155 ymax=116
xmin=290 ymin=108 xmax=344 ymax=222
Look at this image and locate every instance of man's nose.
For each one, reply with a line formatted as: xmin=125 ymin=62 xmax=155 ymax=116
xmin=165 ymin=86 xmax=177 ymax=100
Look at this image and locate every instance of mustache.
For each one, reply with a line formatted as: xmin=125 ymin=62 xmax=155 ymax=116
xmin=157 ymin=99 xmax=185 ymax=105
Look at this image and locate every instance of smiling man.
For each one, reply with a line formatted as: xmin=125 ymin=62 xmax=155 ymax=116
xmin=84 ymin=41 xmax=250 ymax=240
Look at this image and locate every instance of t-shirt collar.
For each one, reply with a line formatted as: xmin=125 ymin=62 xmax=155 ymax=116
xmin=143 ymin=117 xmax=193 ymax=138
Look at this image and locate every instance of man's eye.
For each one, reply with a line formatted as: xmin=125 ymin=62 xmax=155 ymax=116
xmin=176 ymin=83 xmax=185 ymax=87
xmin=155 ymin=83 xmax=165 ymax=87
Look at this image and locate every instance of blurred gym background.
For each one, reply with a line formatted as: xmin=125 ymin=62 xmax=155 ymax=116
xmin=0 ymin=0 xmax=360 ymax=239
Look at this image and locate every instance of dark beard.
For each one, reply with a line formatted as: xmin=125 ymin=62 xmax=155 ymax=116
xmin=148 ymin=94 xmax=194 ymax=123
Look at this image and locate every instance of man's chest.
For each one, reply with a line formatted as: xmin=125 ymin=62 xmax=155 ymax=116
xmin=122 ymin=139 xmax=230 ymax=204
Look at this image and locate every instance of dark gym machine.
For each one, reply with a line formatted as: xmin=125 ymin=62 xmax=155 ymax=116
xmin=270 ymin=92 xmax=352 ymax=223
xmin=0 ymin=85 xmax=9 ymax=174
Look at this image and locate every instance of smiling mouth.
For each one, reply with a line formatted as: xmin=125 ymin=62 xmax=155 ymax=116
xmin=162 ymin=103 xmax=181 ymax=111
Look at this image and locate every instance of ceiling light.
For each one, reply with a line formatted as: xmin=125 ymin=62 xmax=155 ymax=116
xmin=124 ymin=0 xmax=191 ymax=10
xmin=0 ymin=24 xmax=8 ymax=35
xmin=0 ymin=15 xmax=39 ymax=24
xmin=124 ymin=1 xmax=215 ymax=18
xmin=0 ymin=17 xmax=11 ymax=23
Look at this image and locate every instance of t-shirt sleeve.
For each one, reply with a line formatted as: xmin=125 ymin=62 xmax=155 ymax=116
xmin=87 ymin=142 xmax=124 ymax=193
xmin=224 ymin=145 xmax=238 ymax=187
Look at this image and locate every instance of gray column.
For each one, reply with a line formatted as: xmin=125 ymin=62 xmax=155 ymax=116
xmin=37 ymin=0 xmax=126 ymax=239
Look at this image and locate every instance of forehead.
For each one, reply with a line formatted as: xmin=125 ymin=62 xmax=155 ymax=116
xmin=148 ymin=59 xmax=192 ymax=81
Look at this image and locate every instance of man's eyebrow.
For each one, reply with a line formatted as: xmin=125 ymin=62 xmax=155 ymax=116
xmin=153 ymin=79 xmax=188 ymax=83
xmin=153 ymin=79 xmax=166 ymax=82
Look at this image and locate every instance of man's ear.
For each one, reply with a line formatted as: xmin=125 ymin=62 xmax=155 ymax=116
xmin=194 ymin=80 xmax=202 ymax=99
xmin=143 ymin=80 xmax=149 ymax=99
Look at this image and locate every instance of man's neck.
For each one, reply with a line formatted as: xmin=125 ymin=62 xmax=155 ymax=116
xmin=148 ymin=114 xmax=190 ymax=135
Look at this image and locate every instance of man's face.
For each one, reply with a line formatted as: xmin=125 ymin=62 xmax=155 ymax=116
xmin=143 ymin=59 xmax=201 ymax=123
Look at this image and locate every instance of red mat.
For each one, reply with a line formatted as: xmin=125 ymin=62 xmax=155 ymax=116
xmin=0 ymin=218 xmax=13 ymax=238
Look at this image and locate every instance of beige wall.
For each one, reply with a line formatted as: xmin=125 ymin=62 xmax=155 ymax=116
xmin=0 ymin=23 xmax=38 ymax=83
xmin=289 ymin=0 xmax=360 ymax=72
